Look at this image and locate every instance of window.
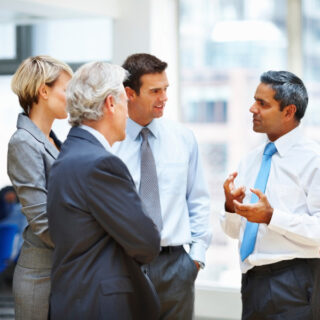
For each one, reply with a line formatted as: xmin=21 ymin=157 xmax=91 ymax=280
xmin=184 ymin=100 xmax=227 ymax=123
xmin=0 ymin=24 xmax=16 ymax=59
xmin=0 ymin=18 xmax=113 ymax=74
xmin=0 ymin=25 xmax=32 ymax=74
xmin=303 ymin=0 xmax=320 ymax=128
xmin=0 ymin=18 xmax=113 ymax=186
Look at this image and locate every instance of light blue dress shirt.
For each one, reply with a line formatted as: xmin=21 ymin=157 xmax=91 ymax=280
xmin=112 ymin=118 xmax=212 ymax=264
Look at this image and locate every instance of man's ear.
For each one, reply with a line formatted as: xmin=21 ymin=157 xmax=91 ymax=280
xmin=125 ymin=87 xmax=137 ymax=101
xmin=38 ymin=83 xmax=48 ymax=100
xmin=283 ymin=104 xmax=297 ymax=121
xmin=105 ymin=95 xmax=115 ymax=114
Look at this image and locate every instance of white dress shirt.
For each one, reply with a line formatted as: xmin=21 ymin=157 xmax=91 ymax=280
xmin=112 ymin=118 xmax=212 ymax=264
xmin=221 ymin=126 xmax=320 ymax=273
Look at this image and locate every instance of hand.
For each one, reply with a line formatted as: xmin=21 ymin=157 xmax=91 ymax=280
xmin=194 ymin=260 xmax=201 ymax=271
xmin=233 ymin=188 xmax=273 ymax=224
xmin=223 ymin=172 xmax=246 ymax=212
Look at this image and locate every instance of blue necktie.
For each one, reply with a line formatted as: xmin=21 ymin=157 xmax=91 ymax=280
xmin=240 ymin=142 xmax=277 ymax=261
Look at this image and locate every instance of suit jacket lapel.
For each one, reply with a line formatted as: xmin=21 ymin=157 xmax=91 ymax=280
xmin=17 ymin=113 xmax=60 ymax=159
xmin=43 ymin=136 xmax=60 ymax=159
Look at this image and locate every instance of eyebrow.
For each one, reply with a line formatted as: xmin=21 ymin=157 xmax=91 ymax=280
xmin=254 ymin=97 xmax=269 ymax=104
xmin=149 ymin=84 xmax=170 ymax=90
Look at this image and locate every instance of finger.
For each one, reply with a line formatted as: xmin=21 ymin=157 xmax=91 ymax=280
xmin=239 ymin=187 xmax=246 ymax=199
xmin=224 ymin=173 xmax=236 ymax=191
xmin=231 ymin=186 xmax=246 ymax=198
xmin=233 ymin=200 xmax=248 ymax=218
xmin=233 ymin=200 xmax=254 ymax=212
xmin=233 ymin=199 xmax=245 ymax=211
xmin=226 ymin=172 xmax=237 ymax=182
xmin=250 ymin=188 xmax=264 ymax=199
xmin=229 ymin=172 xmax=238 ymax=187
xmin=230 ymin=172 xmax=238 ymax=179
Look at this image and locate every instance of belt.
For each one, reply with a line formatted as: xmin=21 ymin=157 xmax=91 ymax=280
xmin=160 ymin=245 xmax=183 ymax=254
xmin=248 ymin=258 xmax=308 ymax=274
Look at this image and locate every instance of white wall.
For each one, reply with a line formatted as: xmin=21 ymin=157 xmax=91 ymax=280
xmin=113 ymin=0 xmax=152 ymax=64
xmin=150 ymin=0 xmax=179 ymax=121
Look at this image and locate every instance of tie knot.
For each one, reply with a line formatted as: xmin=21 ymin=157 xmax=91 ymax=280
xmin=263 ymin=142 xmax=277 ymax=156
xmin=140 ymin=127 xmax=150 ymax=141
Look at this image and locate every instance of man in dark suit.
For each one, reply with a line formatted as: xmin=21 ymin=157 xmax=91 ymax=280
xmin=47 ymin=61 xmax=161 ymax=320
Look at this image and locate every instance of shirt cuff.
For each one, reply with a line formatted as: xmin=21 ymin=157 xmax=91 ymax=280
xmin=224 ymin=210 xmax=242 ymax=222
xmin=268 ymin=208 xmax=289 ymax=235
xmin=189 ymin=242 xmax=208 ymax=266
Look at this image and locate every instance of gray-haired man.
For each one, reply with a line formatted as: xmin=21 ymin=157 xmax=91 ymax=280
xmin=47 ymin=61 xmax=161 ymax=320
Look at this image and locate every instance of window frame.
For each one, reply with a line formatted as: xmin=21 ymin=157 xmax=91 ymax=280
xmin=0 ymin=25 xmax=82 ymax=75
xmin=0 ymin=25 xmax=32 ymax=75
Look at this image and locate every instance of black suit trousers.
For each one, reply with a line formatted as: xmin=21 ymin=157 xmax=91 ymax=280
xmin=142 ymin=246 xmax=199 ymax=320
xmin=241 ymin=258 xmax=320 ymax=320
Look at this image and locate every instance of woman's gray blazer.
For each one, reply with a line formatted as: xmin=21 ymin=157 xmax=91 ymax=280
xmin=7 ymin=113 xmax=60 ymax=320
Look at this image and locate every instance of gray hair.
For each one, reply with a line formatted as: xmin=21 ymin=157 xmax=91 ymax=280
xmin=67 ymin=61 xmax=128 ymax=126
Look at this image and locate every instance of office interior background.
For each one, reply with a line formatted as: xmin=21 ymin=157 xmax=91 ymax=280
xmin=0 ymin=0 xmax=319 ymax=319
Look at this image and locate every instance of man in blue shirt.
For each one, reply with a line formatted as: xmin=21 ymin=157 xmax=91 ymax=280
xmin=112 ymin=53 xmax=212 ymax=319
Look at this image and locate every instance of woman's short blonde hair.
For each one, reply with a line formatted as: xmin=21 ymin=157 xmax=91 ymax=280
xmin=11 ymin=55 xmax=73 ymax=114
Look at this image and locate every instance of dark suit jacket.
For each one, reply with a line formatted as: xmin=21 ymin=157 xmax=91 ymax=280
xmin=47 ymin=127 xmax=161 ymax=320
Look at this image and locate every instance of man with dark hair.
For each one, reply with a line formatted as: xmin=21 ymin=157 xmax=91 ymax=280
xmin=113 ymin=53 xmax=212 ymax=319
xmin=221 ymin=70 xmax=320 ymax=320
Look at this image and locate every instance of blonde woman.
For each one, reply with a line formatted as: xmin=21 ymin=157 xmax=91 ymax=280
xmin=7 ymin=56 xmax=72 ymax=320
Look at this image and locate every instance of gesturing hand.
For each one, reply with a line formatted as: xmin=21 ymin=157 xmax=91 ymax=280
xmin=223 ymin=172 xmax=246 ymax=213
xmin=233 ymin=188 xmax=273 ymax=224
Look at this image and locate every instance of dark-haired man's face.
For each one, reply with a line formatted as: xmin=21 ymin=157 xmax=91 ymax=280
xmin=249 ymin=83 xmax=287 ymax=141
xmin=126 ymin=71 xmax=169 ymax=126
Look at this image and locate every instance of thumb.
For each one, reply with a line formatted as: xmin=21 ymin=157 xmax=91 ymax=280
xmin=250 ymin=188 xmax=264 ymax=199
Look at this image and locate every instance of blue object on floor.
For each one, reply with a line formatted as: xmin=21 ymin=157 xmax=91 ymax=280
xmin=0 ymin=224 xmax=19 ymax=273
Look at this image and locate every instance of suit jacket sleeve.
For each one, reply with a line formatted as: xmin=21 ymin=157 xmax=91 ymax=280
xmin=86 ymin=155 xmax=160 ymax=264
xmin=7 ymin=134 xmax=54 ymax=248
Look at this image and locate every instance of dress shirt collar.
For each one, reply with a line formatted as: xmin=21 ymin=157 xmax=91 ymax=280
xmin=268 ymin=126 xmax=303 ymax=158
xmin=126 ymin=118 xmax=159 ymax=140
xmin=79 ymin=124 xmax=112 ymax=152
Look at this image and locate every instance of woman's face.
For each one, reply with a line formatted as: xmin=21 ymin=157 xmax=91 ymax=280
xmin=46 ymin=71 xmax=72 ymax=119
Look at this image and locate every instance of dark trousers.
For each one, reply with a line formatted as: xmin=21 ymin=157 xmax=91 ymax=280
xmin=142 ymin=246 xmax=198 ymax=320
xmin=241 ymin=258 xmax=320 ymax=320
